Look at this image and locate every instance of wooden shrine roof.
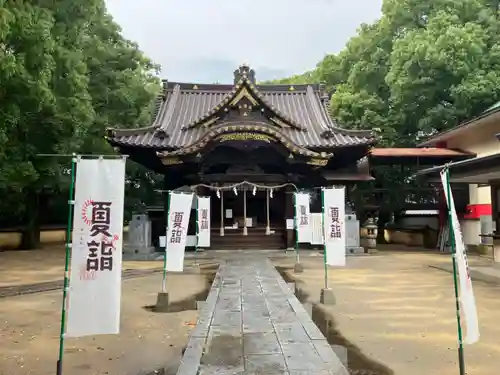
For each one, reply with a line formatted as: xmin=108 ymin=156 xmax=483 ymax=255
xmin=106 ymin=64 xmax=376 ymax=152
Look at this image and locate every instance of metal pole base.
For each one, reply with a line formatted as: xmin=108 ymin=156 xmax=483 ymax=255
xmin=155 ymin=292 xmax=170 ymax=312
xmin=56 ymin=359 xmax=63 ymax=375
xmin=293 ymin=262 xmax=304 ymax=273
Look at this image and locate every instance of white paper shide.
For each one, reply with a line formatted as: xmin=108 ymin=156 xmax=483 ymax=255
xmin=166 ymin=192 xmax=194 ymax=272
xmin=440 ymin=170 xmax=480 ymax=345
xmin=294 ymin=192 xmax=311 ymax=243
xmin=66 ymin=158 xmax=126 ymax=338
xmin=197 ymin=197 xmax=211 ymax=247
xmin=322 ymin=187 xmax=346 ymax=266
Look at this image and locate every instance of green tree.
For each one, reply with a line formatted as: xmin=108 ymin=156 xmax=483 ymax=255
xmin=0 ymin=0 xmax=95 ymax=247
xmin=271 ymin=0 xmax=500 ymax=241
xmin=387 ymin=9 xmax=500 ymax=136
xmin=0 ymin=0 xmax=160 ymax=248
xmin=79 ymin=2 xmax=161 ymax=219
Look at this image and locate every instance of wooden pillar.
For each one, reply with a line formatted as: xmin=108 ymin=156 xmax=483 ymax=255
xmin=163 ymin=175 xmax=171 ymax=225
xmin=243 ymin=187 xmax=248 ymax=236
xmin=220 ymin=190 xmax=224 ymax=236
xmin=266 ymin=189 xmax=271 ymax=235
xmin=490 ymin=181 xmax=500 ymax=263
xmin=285 ymin=186 xmax=295 ymax=249
xmin=491 ymin=181 xmax=500 ymax=232
xmin=163 ymin=175 xmax=173 ymax=251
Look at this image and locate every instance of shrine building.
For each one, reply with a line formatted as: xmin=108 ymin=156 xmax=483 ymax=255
xmin=415 ymin=102 xmax=500 ymax=253
xmin=106 ymin=64 xmax=376 ymax=250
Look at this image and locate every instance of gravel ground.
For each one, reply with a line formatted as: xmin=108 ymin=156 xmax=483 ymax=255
xmin=277 ymin=252 xmax=500 ymax=375
xmin=0 ymin=272 xmax=208 ymax=375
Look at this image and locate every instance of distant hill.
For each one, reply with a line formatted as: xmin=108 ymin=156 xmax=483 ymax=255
xmin=260 ymin=70 xmax=319 ymax=85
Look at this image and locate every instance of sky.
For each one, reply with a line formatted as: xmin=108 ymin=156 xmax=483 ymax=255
xmin=104 ymin=0 xmax=383 ymax=83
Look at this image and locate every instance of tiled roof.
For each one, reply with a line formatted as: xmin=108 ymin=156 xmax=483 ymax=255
xmin=370 ymin=148 xmax=472 ymax=157
xmin=107 ymin=65 xmax=376 ymax=151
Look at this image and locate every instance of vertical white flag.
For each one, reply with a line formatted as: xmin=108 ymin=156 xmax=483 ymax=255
xmin=294 ymin=192 xmax=312 ymax=243
xmin=166 ymin=192 xmax=193 ymax=272
xmin=197 ymin=197 xmax=211 ymax=247
xmin=322 ymin=187 xmax=346 ymax=266
xmin=66 ymin=158 xmax=126 ymax=337
xmin=440 ymin=169 xmax=480 ymax=344
xmin=310 ymin=213 xmax=324 ymax=245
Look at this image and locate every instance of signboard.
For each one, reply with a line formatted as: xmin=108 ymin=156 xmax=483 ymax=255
xmin=322 ymin=187 xmax=346 ymax=266
xmin=197 ymin=197 xmax=211 ymax=247
xmin=166 ymin=192 xmax=194 ymax=272
xmin=294 ymin=192 xmax=311 ymax=243
xmin=217 ymin=132 xmax=273 ymax=143
xmin=66 ymin=158 xmax=126 ymax=337
xmin=345 ymin=215 xmax=360 ymax=248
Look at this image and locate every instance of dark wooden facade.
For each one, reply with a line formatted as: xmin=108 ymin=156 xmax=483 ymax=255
xmin=107 ymin=64 xmax=379 ymax=249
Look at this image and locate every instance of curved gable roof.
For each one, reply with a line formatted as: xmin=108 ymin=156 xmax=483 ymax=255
xmin=107 ymin=64 xmax=376 ymax=150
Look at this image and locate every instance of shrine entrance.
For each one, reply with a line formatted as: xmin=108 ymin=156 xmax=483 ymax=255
xmin=107 ymin=64 xmax=377 ymax=251
xmin=208 ymin=184 xmax=287 ymax=249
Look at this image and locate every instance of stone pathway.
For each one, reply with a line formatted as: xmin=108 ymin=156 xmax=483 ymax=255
xmin=177 ymin=258 xmax=347 ymax=375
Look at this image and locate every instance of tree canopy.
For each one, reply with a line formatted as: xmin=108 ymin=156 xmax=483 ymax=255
xmin=274 ymin=0 xmax=500 ymax=143
xmin=270 ymin=0 xmax=500 ymax=234
xmin=0 ymin=0 xmax=160 ymax=247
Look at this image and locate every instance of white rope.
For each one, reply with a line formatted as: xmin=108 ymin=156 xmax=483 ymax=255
xmin=189 ymin=180 xmax=298 ymax=191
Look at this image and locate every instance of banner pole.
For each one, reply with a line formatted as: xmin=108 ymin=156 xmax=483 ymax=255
xmin=162 ymin=191 xmax=171 ymax=293
xmin=193 ymin=194 xmax=199 ymax=269
xmin=444 ymin=168 xmax=466 ymax=375
xmin=321 ymin=188 xmax=328 ymax=289
xmin=293 ymin=192 xmax=300 ymax=264
xmin=56 ymin=154 xmax=77 ymax=375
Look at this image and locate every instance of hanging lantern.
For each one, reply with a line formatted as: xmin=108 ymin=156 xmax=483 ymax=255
xmin=269 ymin=188 xmax=273 ymax=198
xmin=252 ymin=186 xmax=256 ymax=196
xmin=233 ymin=186 xmax=238 ymax=196
xmin=216 ymin=189 xmax=220 ymax=199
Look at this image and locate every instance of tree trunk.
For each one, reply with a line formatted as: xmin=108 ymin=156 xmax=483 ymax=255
xmin=20 ymin=192 xmax=45 ymax=249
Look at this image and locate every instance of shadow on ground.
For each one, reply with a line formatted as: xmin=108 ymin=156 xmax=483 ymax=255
xmin=276 ymin=266 xmax=394 ymax=375
xmin=139 ymin=264 xmax=220 ymax=375
xmin=143 ymin=264 xmax=218 ymax=313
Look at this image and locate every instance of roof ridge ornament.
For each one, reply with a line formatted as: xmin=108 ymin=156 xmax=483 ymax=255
xmin=234 ymin=63 xmax=255 ymax=84
xmin=182 ymin=66 xmax=305 ymax=131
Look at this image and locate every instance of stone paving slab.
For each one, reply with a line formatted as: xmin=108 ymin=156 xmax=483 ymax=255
xmin=176 ymin=258 xmax=348 ymax=375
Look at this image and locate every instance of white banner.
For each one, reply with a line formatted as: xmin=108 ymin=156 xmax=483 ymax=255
xmin=66 ymin=158 xmax=126 ymax=337
xmin=310 ymin=213 xmax=324 ymax=245
xmin=294 ymin=192 xmax=311 ymax=243
xmin=197 ymin=197 xmax=211 ymax=247
xmin=440 ymin=169 xmax=480 ymax=344
xmin=166 ymin=192 xmax=193 ymax=272
xmin=322 ymin=187 xmax=346 ymax=266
